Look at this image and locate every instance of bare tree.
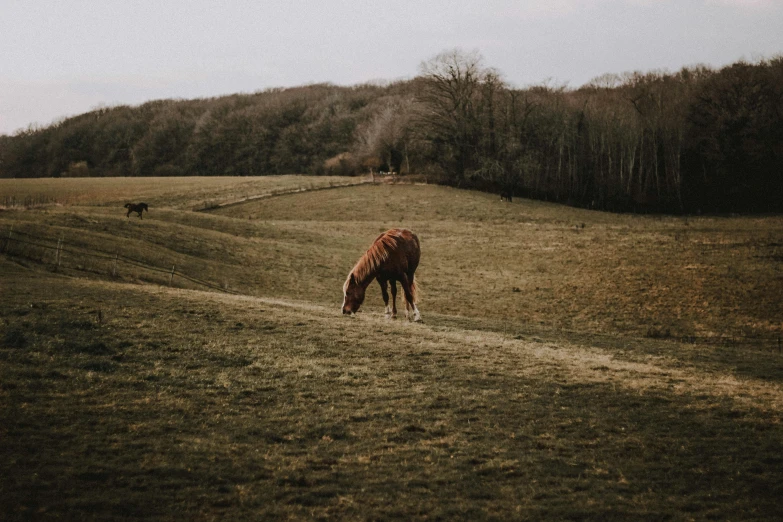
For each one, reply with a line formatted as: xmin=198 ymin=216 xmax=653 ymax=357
xmin=418 ymin=48 xmax=491 ymax=183
xmin=356 ymin=96 xmax=416 ymax=174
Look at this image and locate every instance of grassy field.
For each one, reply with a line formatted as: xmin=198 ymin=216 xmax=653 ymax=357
xmin=0 ymin=175 xmax=361 ymax=211
xmin=1 ymin=176 xmax=782 ymax=519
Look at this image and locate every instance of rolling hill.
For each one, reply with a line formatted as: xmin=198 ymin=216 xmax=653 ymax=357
xmin=1 ymin=176 xmax=782 ymax=519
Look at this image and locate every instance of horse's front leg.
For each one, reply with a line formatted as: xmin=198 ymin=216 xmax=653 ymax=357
xmin=378 ymin=278 xmax=391 ymax=318
xmin=390 ymin=281 xmax=398 ymax=319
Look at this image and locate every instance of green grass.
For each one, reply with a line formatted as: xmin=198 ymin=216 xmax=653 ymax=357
xmin=1 ymin=176 xmax=782 ymax=519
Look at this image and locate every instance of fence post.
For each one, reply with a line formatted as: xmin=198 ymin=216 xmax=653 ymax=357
xmin=55 ymin=234 xmax=63 ymax=269
xmin=169 ymin=265 xmax=176 ymax=286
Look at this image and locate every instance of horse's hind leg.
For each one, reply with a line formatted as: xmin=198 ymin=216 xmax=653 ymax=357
xmin=400 ymin=275 xmax=421 ymax=322
xmin=378 ymin=278 xmax=391 ymax=318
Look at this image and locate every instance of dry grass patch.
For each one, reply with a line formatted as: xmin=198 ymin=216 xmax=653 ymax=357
xmin=2 ymin=178 xmax=782 ymax=519
xmin=1 ymin=266 xmax=782 ymax=519
xmin=213 ymin=183 xmax=783 ymax=342
xmin=3 ymin=180 xmax=781 ymax=342
xmin=0 ymin=175 xmax=359 ymax=210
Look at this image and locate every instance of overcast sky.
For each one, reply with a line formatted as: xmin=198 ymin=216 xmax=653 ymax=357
xmin=1 ymin=0 xmax=781 ymax=135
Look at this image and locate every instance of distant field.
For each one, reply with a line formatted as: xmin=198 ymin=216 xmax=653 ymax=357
xmin=1 ymin=176 xmax=782 ymax=519
xmin=0 ymin=175 xmax=361 ymax=210
xmin=3 ymin=177 xmax=780 ymax=341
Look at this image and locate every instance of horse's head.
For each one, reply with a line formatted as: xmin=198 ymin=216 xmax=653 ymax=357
xmin=124 ymin=203 xmax=131 ymax=209
xmin=342 ymin=273 xmax=365 ymax=315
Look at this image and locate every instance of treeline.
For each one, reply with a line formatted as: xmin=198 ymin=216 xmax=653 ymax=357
xmin=0 ymin=82 xmax=408 ymax=179
xmin=1 ymin=51 xmax=781 ymax=213
xmin=415 ymin=50 xmax=783 ymax=213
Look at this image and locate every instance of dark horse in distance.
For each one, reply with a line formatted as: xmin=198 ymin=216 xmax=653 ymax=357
xmin=124 ymin=203 xmax=148 ymax=219
xmin=342 ymin=228 xmax=421 ymax=321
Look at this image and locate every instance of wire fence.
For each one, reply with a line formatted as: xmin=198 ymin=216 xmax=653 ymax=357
xmin=1 ymin=194 xmax=61 ymax=210
xmin=1 ymin=225 xmax=238 ymax=294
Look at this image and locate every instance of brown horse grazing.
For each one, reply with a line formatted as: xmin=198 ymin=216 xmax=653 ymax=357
xmin=342 ymin=228 xmax=421 ymax=321
xmin=124 ymin=202 xmax=148 ymax=219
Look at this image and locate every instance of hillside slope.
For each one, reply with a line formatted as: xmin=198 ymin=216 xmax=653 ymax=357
xmin=3 ymin=179 xmax=780 ymax=341
xmin=2 ymin=177 xmax=783 ymax=518
xmin=2 ymin=260 xmax=782 ymax=519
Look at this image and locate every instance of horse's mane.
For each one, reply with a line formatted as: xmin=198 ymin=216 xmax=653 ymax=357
xmin=347 ymin=230 xmax=401 ymax=285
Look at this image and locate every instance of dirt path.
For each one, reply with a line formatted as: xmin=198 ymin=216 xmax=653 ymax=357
xmin=147 ymin=283 xmax=783 ymax=414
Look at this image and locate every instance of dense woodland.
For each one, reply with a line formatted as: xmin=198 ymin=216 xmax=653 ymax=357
xmin=1 ymin=51 xmax=781 ymax=213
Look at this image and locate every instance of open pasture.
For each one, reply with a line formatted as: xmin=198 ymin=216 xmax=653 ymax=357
xmin=1 ymin=176 xmax=782 ymax=519
xmin=211 ymin=183 xmax=783 ymax=342
xmin=0 ymin=175 xmax=358 ymax=211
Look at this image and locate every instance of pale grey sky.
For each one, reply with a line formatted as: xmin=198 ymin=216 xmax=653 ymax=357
xmin=1 ymin=0 xmax=782 ymax=135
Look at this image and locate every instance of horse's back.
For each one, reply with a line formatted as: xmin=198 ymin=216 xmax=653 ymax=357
xmin=378 ymin=228 xmax=419 ymax=275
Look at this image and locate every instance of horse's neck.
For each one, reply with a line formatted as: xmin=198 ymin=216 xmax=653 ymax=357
xmin=354 ymin=266 xmax=377 ymax=288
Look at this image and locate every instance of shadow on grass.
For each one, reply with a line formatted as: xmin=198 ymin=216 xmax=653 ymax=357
xmin=1 ymin=326 xmax=781 ymax=520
